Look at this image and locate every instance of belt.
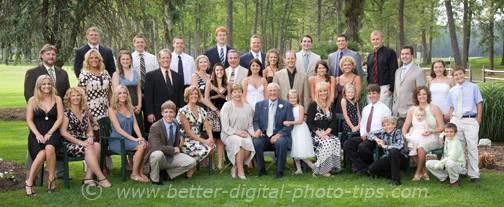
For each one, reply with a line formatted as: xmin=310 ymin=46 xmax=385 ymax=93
xmin=461 ymin=115 xmax=476 ymax=118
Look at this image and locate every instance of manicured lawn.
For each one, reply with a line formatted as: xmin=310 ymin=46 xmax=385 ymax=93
xmin=0 ymin=121 xmax=503 ymax=206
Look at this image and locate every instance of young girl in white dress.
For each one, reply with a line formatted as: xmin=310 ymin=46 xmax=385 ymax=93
xmin=284 ymin=89 xmax=315 ymax=174
xmin=406 ymin=108 xmax=434 ymax=156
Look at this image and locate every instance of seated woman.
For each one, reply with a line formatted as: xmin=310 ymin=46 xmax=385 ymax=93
xmin=402 ymin=86 xmax=444 ymax=181
xmin=25 ymin=75 xmax=63 ymax=196
xmin=306 ymin=82 xmax=342 ymax=177
xmin=178 ymin=86 xmax=215 ymax=178
xmin=108 ymin=85 xmax=149 ymax=182
xmin=220 ymin=84 xmax=256 ymax=179
xmin=60 ymin=87 xmax=111 ymax=187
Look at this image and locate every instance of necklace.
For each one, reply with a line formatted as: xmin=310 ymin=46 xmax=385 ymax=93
xmin=45 ymin=114 xmax=49 ymax=120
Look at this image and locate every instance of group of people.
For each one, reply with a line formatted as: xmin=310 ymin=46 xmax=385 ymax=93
xmin=22 ymin=26 xmax=483 ymax=197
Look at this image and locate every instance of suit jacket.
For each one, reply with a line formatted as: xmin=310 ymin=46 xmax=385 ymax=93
xmin=272 ymin=68 xmax=310 ymax=112
xmin=239 ymin=51 xmax=266 ymax=70
xmin=225 ymin=65 xmax=248 ymax=87
xmin=74 ymin=44 xmax=116 ymax=78
xmin=392 ymin=64 xmax=427 ymax=118
xmin=204 ymin=45 xmax=234 ymax=75
xmin=24 ymin=65 xmax=70 ymax=102
xmin=327 ymin=49 xmax=363 ymax=79
xmin=253 ymin=98 xmax=294 ymax=148
xmin=143 ymin=119 xmax=183 ymax=173
xmin=295 ymin=51 xmax=321 ymax=77
xmin=144 ymin=69 xmax=185 ymax=120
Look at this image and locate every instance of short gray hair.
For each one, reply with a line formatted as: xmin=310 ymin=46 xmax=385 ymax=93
xmin=267 ymin=82 xmax=280 ymax=90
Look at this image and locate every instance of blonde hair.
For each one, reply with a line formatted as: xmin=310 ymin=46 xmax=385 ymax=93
xmin=339 ymin=56 xmax=356 ymax=73
xmin=230 ymin=83 xmax=244 ymax=94
xmin=265 ymin=48 xmax=282 ymax=68
xmin=195 ymin=55 xmax=210 ymax=72
xmin=110 ymin=85 xmax=133 ymax=110
xmin=63 ymin=87 xmax=87 ymax=109
xmin=33 ymin=75 xmax=57 ymax=110
xmin=86 ymin=26 xmax=100 ymax=35
xmin=415 ymin=107 xmax=426 ymax=116
xmin=288 ymin=89 xmax=300 ymax=105
xmin=342 ymin=84 xmax=357 ymax=103
xmin=381 ymin=116 xmax=397 ymax=125
xmin=184 ymin=85 xmax=202 ymax=104
xmin=82 ymin=49 xmax=105 ymax=72
xmin=371 ymin=30 xmax=384 ymax=38
xmin=315 ymin=82 xmax=331 ymax=107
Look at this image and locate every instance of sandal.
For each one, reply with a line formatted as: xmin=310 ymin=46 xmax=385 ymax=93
xmin=98 ymin=178 xmax=112 ymax=188
xmin=422 ymin=173 xmax=430 ymax=181
xmin=47 ymin=178 xmax=56 ymax=193
xmin=82 ymin=179 xmax=96 ymax=187
xmin=412 ymin=174 xmax=422 ymax=181
xmin=25 ymin=180 xmax=37 ymax=197
xmin=140 ymin=175 xmax=150 ymax=182
xmin=131 ymin=175 xmax=149 ymax=183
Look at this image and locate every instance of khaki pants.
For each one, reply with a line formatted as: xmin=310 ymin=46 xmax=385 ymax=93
xmin=450 ymin=116 xmax=479 ymax=179
xmin=149 ymin=151 xmax=196 ymax=182
xmin=426 ymin=159 xmax=464 ymax=184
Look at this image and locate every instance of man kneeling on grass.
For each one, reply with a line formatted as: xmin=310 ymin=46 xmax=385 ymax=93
xmin=367 ymin=116 xmax=409 ymax=186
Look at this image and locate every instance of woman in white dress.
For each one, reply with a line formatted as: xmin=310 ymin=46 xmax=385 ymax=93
xmin=220 ymin=84 xmax=256 ymax=180
xmin=242 ymin=59 xmax=268 ymax=110
xmin=428 ymin=60 xmax=454 ymax=121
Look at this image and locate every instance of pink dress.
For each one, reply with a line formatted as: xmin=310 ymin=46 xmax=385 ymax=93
xmin=406 ymin=120 xmax=436 ymax=145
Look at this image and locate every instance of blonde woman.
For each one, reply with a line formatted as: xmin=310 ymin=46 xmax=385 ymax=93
xmin=335 ymin=56 xmax=362 ymax=113
xmin=25 ymin=75 xmax=63 ymax=196
xmin=60 ymin=87 xmax=111 ymax=187
xmin=190 ymin=55 xmax=217 ymax=111
xmin=263 ymin=49 xmax=282 ymax=83
xmin=108 ymin=85 xmax=149 ymax=182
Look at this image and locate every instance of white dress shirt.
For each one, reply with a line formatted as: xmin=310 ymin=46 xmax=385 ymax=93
xmin=360 ymin=100 xmax=392 ymax=135
xmin=132 ymin=51 xmax=159 ymax=74
xmin=170 ymin=52 xmax=195 ymax=85
xmin=251 ymin=50 xmax=262 ymax=63
xmin=88 ymin=43 xmax=99 ymax=50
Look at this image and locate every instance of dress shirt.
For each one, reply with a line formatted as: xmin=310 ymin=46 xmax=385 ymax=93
xmin=42 ymin=64 xmax=56 ymax=82
xmin=170 ymin=52 xmax=195 ymax=85
xmin=400 ymin=62 xmax=413 ymax=81
xmin=132 ymin=51 xmax=159 ymax=74
xmin=447 ymin=81 xmax=483 ymax=116
xmin=88 ymin=43 xmax=99 ymax=50
xmin=360 ymin=101 xmax=391 ymax=136
xmin=287 ymin=68 xmax=297 ymax=89
xmin=162 ymin=119 xmax=177 ymax=154
xmin=251 ymin=50 xmax=262 ymax=63
xmin=366 ymin=46 xmax=398 ymax=92
xmin=217 ymin=44 xmax=227 ymax=61
xmin=367 ymin=128 xmax=408 ymax=158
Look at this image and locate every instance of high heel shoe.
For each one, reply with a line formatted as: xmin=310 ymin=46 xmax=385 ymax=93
xmin=238 ymin=175 xmax=247 ymax=180
xmin=412 ymin=174 xmax=422 ymax=181
xmin=422 ymin=172 xmax=430 ymax=181
xmin=82 ymin=179 xmax=96 ymax=187
xmin=98 ymin=178 xmax=112 ymax=188
xmin=47 ymin=178 xmax=55 ymax=193
xmin=25 ymin=180 xmax=37 ymax=197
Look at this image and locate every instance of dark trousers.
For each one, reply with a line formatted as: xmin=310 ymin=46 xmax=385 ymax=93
xmin=142 ymin=98 xmax=152 ymax=133
xmin=343 ymin=137 xmax=370 ymax=171
xmin=253 ymin=135 xmax=288 ymax=173
xmin=359 ymin=140 xmax=376 ymax=166
xmin=368 ymin=148 xmax=408 ymax=180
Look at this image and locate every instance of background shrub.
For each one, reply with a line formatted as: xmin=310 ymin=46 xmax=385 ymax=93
xmin=477 ymin=82 xmax=504 ymax=141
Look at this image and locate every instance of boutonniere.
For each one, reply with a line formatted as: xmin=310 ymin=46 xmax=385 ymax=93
xmin=278 ymin=104 xmax=284 ymax=109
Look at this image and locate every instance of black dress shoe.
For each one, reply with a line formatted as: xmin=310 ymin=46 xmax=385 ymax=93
xmin=152 ymin=180 xmax=164 ymax=185
xmin=356 ymin=168 xmax=370 ymax=176
xmin=274 ymin=172 xmax=283 ymax=179
xmin=471 ymin=178 xmax=481 ymax=183
xmin=392 ymin=180 xmax=402 ymax=186
xmin=160 ymin=170 xmax=171 ymax=181
xmin=257 ymin=170 xmax=267 ymax=177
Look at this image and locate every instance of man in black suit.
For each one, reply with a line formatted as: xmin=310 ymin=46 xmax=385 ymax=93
xmin=239 ymin=34 xmax=266 ymax=70
xmin=145 ymin=49 xmax=184 ymax=128
xmin=204 ymin=26 xmax=234 ymax=75
xmin=24 ymin=44 xmax=70 ymax=178
xmin=74 ymin=26 xmax=116 ymax=77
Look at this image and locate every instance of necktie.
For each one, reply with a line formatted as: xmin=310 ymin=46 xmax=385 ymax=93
xmin=165 ymin=70 xmax=174 ymax=95
xmin=166 ymin=125 xmax=174 ymax=163
xmin=336 ymin=52 xmax=343 ymax=77
xmin=373 ymin=49 xmax=378 ymax=84
xmin=457 ymin=86 xmax=463 ymax=118
xmin=303 ymin=53 xmax=309 ymax=70
xmin=178 ymin=55 xmax=184 ymax=84
xmin=220 ymin=48 xmax=225 ymax=64
xmin=139 ymin=54 xmax=146 ymax=90
xmin=366 ymin=106 xmax=374 ymax=133
xmin=93 ymin=46 xmax=97 ymax=50
xmin=255 ymin=54 xmax=260 ymax=62
xmin=48 ymin=67 xmax=56 ymax=83
xmin=229 ymin=68 xmax=235 ymax=83
xmin=400 ymin=66 xmax=407 ymax=81
xmin=267 ymin=102 xmax=275 ymax=137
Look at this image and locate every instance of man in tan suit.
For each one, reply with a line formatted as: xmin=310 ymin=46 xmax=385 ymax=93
xmin=226 ymin=49 xmax=248 ymax=87
xmin=273 ymin=50 xmax=310 ymax=111
xmin=392 ymin=46 xmax=426 ymax=128
xmin=295 ymin=35 xmax=321 ymax=77
xmin=144 ymin=101 xmax=196 ymax=185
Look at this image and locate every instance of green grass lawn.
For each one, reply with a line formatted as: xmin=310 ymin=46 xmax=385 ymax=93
xmin=0 ymin=121 xmax=503 ymax=206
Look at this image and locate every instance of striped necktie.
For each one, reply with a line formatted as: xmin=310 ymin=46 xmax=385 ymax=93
xmin=219 ymin=48 xmax=225 ymax=64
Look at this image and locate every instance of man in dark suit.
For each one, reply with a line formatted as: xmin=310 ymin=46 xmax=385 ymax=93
xmin=143 ymin=101 xmax=197 ymax=185
xmin=253 ymin=83 xmax=294 ymax=179
xmin=145 ymin=49 xmax=184 ymax=129
xmin=74 ymin=26 xmax=116 ymax=78
xmin=204 ymin=26 xmax=234 ymax=75
xmin=239 ymin=34 xmax=266 ymax=70
xmin=24 ymin=44 xmax=70 ymax=178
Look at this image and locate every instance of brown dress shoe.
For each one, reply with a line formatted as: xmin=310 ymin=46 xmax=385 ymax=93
xmin=450 ymin=181 xmax=459 ymax=188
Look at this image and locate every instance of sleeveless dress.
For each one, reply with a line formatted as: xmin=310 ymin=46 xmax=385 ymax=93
xmin=430 ymin=83 xmax=451 ymax=115
xmin=28 ymin=104 xmax=62 ymax=160
xmin=64 ymin=108 xmax=89 ymax=157
xmin=178 ymin=105 xmax=213 ymax=161
xmin=406 ymin=120 xmax=435 ymax=145
xmin=118 ymin=71 xmax=144 ymax=132
xmin=408 ymin=106 xmax=442 ymax=152
xmin=342 ymin=98 xmax=359 ymax=132
xmin=208 ymin=85 xmax=227 ymax=137
xmin=246 ymin=84 xmax=264 ymax=110
xmin=335 ymin=75 xmax=357 ymax=113
xmin=109 ymin=109 xmax=143 ymax=154
xmin=78 ymin=70 xmax=111 ymax=130
xmin=288 ymin=105 xmax=315 ymax=159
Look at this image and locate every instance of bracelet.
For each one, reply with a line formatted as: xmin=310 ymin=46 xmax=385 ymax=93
xmin=46 ymin=132 xmax=53 ymax=136
xmin=213 ymin=108 xmax=219 ymax=112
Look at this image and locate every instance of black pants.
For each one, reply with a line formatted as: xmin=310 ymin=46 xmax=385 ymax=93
xmin=343 ymin=137 xmax=376 ymax=171
xmin=368 ymin=148 xmax=408 ymax=180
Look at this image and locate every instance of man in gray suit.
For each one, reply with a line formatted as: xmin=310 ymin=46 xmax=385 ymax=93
xmin=328 ymin=34 xmax=363 ymax=79
xmin=295 ymin=35 xmax=321 ymax=77
xmin=226 ymin=49 xmax=248 ymax=87
xmin=392 ymin=46 xmax=426 ymax=128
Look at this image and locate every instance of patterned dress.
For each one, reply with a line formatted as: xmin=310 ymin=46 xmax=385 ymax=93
xmin=178 ymin=105 xmax=212 ymax=161
xmin=78 ymin=70 xmax=111 ymax=130
xmin=208 ymin=85 xmax=227 ymax=137
xmin=342 ymin=98 xmax=359 ymax=132
xmin=64 ymin=108 xmax=89 ymax=157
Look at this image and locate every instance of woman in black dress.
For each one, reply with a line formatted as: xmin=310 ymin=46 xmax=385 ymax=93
xmin=60 ymin=87 xmax=111 ymax=187
xmin=25 ymin=75 xmax=64 ymax=196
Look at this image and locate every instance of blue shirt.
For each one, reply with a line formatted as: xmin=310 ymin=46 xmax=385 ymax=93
xmin=400 ymin=62 xmax=414 ymax=81
xmin=162 ymin=119 xmax=177 ymax=153
xmin=447 ymin=81 xmax=483 ymax=116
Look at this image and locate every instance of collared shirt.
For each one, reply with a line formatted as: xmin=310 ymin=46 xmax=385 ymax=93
xmin=217 ymin=44 xmax=227 ymax=61
xmin=435 ymin=136 xmax=465 ymax=169
xmin=447 ymin=81 xmax=483 ymax=116
xmin=162 ymin=118 xmax=177 ymax=154
xmin=88 ymin=43 xmax=99 ymax=50
xmin=360 ymin=101 xmax=391 ymax=136
xmin=227 ymin=66 xmax=239 ymax=82
xmin=251 ymin=50 xmax=262 ymax=63
xmin=132 ymin=51 xmax=159 ymax=74
xmin=366 ymin=46 xmax=399 ymax=92
xmin=43 ymin=64 xmax=56 ymax=82
xmin=170 ymin=52 xmax=195 ymax=85
xmin=268 ymin=99 xmax=279 ymax=131
xmin=367 ymin=128 xmax=408 ymax=158
xmin=302 ymin=51 xmax=311 ymax=57
xmin=287 ymin=68 xmax=297 ymax=89
xmin=400 ymin=62 xmax=413 ymax=81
